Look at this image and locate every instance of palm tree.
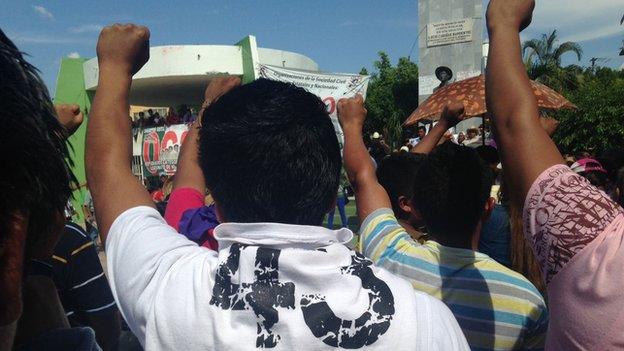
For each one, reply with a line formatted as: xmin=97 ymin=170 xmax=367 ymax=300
xmin=522 ymin=30 xmax=583 ymax=92
xmin=620 ymin=14 xmax=624 ymax=56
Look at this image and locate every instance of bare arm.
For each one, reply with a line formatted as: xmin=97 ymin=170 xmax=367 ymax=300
xmin=412 ymin=103 xmax=466 ymax=154
xmin=172 ymin=76 xmax=241 ymax=192
xmin=485 ymin=0 xmax=563 ymax=204
xmin=85 ymin=24 xmax=153 ymax=243
xmin=339 ymin=95 xmax=392 ymax=222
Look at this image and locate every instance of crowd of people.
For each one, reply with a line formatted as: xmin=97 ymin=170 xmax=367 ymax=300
xmin=131 ymin=106 xmax=198 ymax=130
xmin=2 ymin=0 xmax=623 ymax=350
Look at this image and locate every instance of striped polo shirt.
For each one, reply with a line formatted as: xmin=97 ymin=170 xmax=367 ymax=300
xmin=51 ymin=222 xmax=117 ymax=323
xmin=360 ymin=208 xmax=548 ymax=351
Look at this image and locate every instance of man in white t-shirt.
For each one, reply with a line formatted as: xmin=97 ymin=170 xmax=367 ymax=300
xmin=85 ymin=24 xmax=468 ymax=350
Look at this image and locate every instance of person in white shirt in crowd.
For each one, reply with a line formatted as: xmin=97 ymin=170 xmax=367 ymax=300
xmin=461 ymin=126 xmax=482 ymax=148
xmin=85 ymin=24 xmax=469 ymax=350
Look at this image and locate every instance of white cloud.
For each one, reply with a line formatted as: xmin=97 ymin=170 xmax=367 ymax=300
xmin=67 ymin=52 xmax=80 ymax=58
xmin=33 ymin=5 xmax=54 ymax=20
xmin=69 ymin=24 xmax=103 ymax=34
xmin=8 ymin=32 xmax=87 ymax=45
xmin=528 ymin=0 xmax=623 ymax=43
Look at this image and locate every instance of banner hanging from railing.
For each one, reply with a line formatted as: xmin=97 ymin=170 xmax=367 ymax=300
xmin=258 ymin=64 xmax=370 ymax=148
xmin=142 ymin=124 xmax=189 ymax=176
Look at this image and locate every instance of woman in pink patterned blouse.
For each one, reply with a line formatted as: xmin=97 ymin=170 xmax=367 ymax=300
xmin=485 ymin=0 xmax=624 ymax=349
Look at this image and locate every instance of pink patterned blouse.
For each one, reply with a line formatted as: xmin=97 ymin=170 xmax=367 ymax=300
xmin=524 ymin=164 xmax=624 ymax=350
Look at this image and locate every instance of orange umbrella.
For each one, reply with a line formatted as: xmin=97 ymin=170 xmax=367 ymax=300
xmin=403 ymin=74 xmax=576 ymax=126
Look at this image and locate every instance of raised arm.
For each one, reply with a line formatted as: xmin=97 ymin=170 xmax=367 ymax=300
xmin=411 ymin=103 xmax=465 ymax=154
xmin=339 ymin=95 xmax=392 ymax=221
xmin=172 ymin=76 xmax=241 ymax=192
xmin=54 ymin=104 xmax=84 ymax=136
xmin=485 ymin=0 xmax=563 ymax=203
xmin=85 ymin=24 xmax=152 ymax=242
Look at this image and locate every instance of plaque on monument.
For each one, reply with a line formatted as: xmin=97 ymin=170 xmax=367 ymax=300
xmin=426 ymin=18 xmax=474 ymax=47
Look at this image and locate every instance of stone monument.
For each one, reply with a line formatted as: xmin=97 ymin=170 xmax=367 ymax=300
xmin=418 ymin=0 xmax=484 ymax=103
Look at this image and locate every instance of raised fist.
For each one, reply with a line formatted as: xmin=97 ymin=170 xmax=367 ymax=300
xmin=439 ymin=102 xmax=466 ymax=128
xmin=54 ymin=103 xmax=84 ymax=136
xmin=96 ymin=24 xmax=150 ymax=76
xmin=486 ymin=0 xmax=535 ymax=32
xmin=337 ymin=94 xmax=367 ymax=131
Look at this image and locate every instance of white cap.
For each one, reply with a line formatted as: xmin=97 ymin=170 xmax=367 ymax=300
xmin=372 ymin=132 xmax=381 ymax=139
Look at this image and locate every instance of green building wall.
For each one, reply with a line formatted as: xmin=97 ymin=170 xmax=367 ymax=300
xmin=53 ymin=58 xmax=92 ymax=225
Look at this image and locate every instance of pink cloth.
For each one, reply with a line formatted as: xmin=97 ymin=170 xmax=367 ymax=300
xmin=524 ymin=164 xmax=624 ymax=350
xmin=164 ymin=187 xmax=205 ymax=231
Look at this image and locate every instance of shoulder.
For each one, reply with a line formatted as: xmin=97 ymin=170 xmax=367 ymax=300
xmin=65 ymin=222 xmax=89 ymax=239
xmin=360 ymin=208 xmax=405 ymax=236
xmin=54 ymin=223 xmax=91 ymax=257
xmin=478 ymin=256 xmax=546 ymax=308
xmin=411 ymin=289 xmax=470 ymax=350
xmin=359 ymin=208 xmax=421 ymax=258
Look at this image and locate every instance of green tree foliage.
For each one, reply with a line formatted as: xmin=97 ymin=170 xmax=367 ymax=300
xmin=520 ymin=30 xmax=624 ymax=155
xmin=361 ymin=52 xmax=418 ymax=148
xmin=522 ymin=30 xmax=583 ymax=92
xmin=553 ymin=67 xmax=624 ymax=155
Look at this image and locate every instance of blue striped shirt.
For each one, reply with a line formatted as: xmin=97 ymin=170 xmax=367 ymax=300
xmin=360 ymin=208 xmax=548 ymax=351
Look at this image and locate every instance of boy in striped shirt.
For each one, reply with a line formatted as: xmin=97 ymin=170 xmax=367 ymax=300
xmin=338 ymin=99 xmax=548 ymax=350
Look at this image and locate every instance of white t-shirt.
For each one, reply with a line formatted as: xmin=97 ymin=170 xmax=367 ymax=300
xmin=106 ymin=206 xmax=468 ymax=350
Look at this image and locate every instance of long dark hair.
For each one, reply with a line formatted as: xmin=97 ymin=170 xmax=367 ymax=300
xmin=0 ymin=28 xmax=76 ymax=256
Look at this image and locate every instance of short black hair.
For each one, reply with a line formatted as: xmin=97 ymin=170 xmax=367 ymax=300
xmin=0 ymin=28 xmax=75 ymax=254
xmin=377 ymin=153 xmax=426 ymax=220
xmin=411 ymin=142 xmax=492 ymax=240
xmin=476 ymin=145 xmax=500 ymax=165
xmin=417 ymin=126 xmax=427 ymax=133
xmin=579 ymin=171 xmax=609 ymax=189
xmin=199 ymin=78 xmax=341 ymax=225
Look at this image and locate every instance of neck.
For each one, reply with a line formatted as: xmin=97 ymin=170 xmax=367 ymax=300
xmin=431 ymin=222 xmax=482 ymax=251
xmin=397 ymin=219 xmax=425 ymax=242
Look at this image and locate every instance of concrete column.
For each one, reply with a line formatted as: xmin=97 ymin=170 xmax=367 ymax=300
xmin=418 ymin=0 xmax=484 ymax=103
xmin=236 ymin=35 xmax=260 ymax=84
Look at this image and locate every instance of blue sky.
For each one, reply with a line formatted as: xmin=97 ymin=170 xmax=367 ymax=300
xmin=2 ymin=0 xmax=623 ymax=97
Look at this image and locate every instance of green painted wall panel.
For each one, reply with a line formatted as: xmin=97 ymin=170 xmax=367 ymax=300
xmin=53 ymin=58 xmax=91 ymax=225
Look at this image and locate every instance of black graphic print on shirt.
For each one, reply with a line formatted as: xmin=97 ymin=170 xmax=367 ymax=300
xmin=210 ymin=245 xmax=395 ymax=348
xmin=300 ymin=252 xmax=395 ymax=348
xmin=210 ymin=244 xmax=295 ymax=347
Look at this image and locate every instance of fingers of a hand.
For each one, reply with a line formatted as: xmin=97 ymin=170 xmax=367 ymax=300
xmin=449 ymin=102 xmax=465 ymax=114
xmin=68 ymin=104 xmax=80 ymax=115
xmin=136 ymin=25 xmax=150 ymax=40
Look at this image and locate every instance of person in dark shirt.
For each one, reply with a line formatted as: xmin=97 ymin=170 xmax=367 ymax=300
xmin=51 ymin=223 xmax=121 ymax=350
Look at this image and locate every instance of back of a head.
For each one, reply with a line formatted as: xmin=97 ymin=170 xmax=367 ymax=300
xmin=199 ymin=78 xmax=341 ymax=225
xmin=377 ymin=153 xmax=426 ymax=219
xmin=476 ymin=145 xmax=499 ymax=166
xmin=579 ymin=171 xmax=609 ymax=190
xmin=0 ymin=29 xmax=73 ymax=255
xmin=412 ymin=142 xmax=492 ymax=241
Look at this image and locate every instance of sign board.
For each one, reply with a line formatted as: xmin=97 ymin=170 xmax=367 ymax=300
xmin=142 ymin=124 xmax=189 ymax=176
xmin=418 ymin=75 xmax=439 ymax=96
xmin=456 ymin=70 xmax=481 ymax=81
xmin=259 ymin=64 xmax=370 ymax=149
xmin=427 ymin=18 xmax=474 ymax=47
